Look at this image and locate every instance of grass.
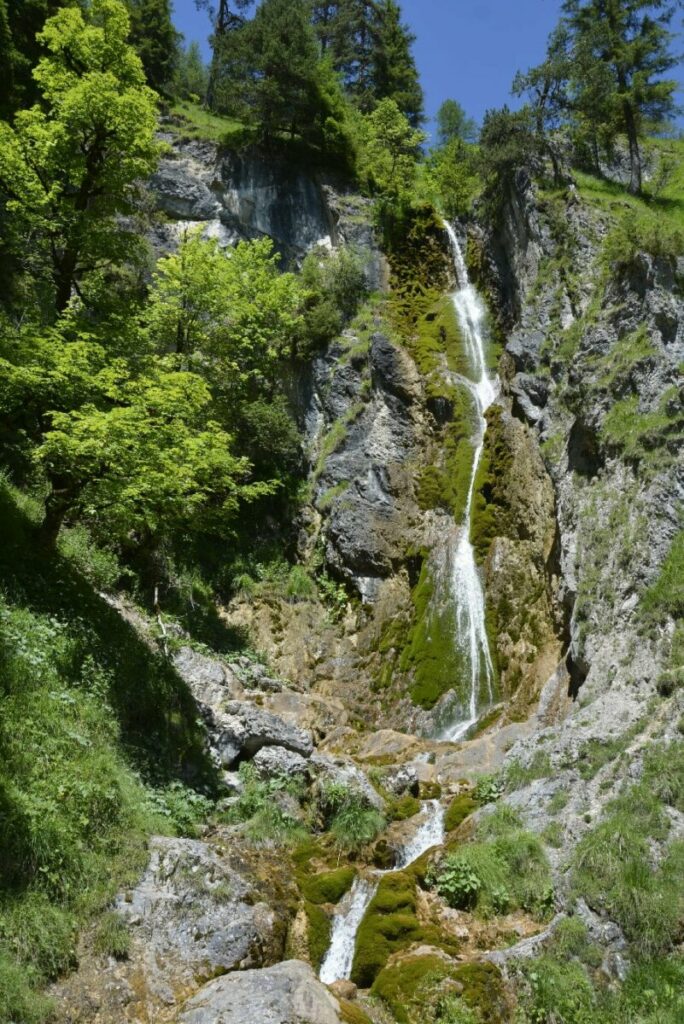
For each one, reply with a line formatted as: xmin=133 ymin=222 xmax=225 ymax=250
xmin=319 ymin=781 xmax=386 ymax=855
xmin=93 ymin=912 xmax=131 ymax=960
xmin=166 ymin=100 xmax=249 ymax=147
xmin=572 ymin=783 xmax=682 ymax=957
xmin=222 ymin=762 xmax=307 ymax=846
xmin=431 ymin=805 xmax=553 ymax=919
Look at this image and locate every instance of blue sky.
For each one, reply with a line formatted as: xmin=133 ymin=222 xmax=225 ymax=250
xmin=172 ymin=0 xmax=682 ymax=136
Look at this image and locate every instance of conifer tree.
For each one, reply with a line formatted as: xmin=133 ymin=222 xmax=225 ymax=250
xmin=436 ymin=99 xmax=477 ymax=145
xmin=561 ymin=0 xmax=681 ymax=194
xmin=371 ymin=0 xmax=423 ymax=126
xmin=127 ymin=0 xmax=180 ymax=93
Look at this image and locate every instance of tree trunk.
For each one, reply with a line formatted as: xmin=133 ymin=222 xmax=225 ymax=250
xmin=38 ymin=494 xmax=69 ymax=547
xmin=624 ymin=101 xmax=642 ymax=195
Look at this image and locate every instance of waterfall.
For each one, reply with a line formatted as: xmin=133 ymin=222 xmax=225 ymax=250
xmin=440 ymin=223 xmax=497 ymax=742
xmin=319 ymin=800 xmax=445 ymax=984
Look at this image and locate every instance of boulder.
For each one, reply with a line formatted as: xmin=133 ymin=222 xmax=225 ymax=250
xmin=173 ymin=646 xmax=244 ymax=706
xmin=177 ymin=960 xmax=343 ymax=1024
xmin=310 ymin=753 xmax=385 ymax=811
xmin=383 ymin=764 xmax=420 ymax=797
xmin=218 ymin=702 xmax=314 ymax=766
xmin=115 ymin=837 xmax=283 ymax=1005
xmin=252 ymin=745 xmax=311 ymax=783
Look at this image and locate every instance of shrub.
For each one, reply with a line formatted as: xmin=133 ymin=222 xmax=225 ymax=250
xmin=0 ymin=956 xmax=53 ymax=1024
xmin=318 ymin=781 xmax=386 ymax=854
xmin=513 ymin=956 xmax=595 ymax=1024
xmin=602 ymin=210 xmax=684 ymax=273
xmin=473 ymin=774 xmax=503 ymax=805
xmin=225 ymin=763 xmax=307 ymax=846
xmin=432 ymin=858 xmax=482 ymax=910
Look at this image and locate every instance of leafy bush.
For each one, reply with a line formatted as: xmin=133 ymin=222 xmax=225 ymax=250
xmin=513 ymin=956 xmax=595 ymax=1024
xmin=0 ymin=956 xmax=53 ymax=1024
xmin=301 ymin=245 xmax=367 ymax=351
xmin=432 ymin=858 xmax=482 ymax=909
xmin=473 ymin=774 xmax=503 ymax=805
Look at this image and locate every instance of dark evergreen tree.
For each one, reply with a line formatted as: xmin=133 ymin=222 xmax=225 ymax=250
xmin=195 ymin=0 xmax=254 ymax=108
xmin=1 ymin=1 xmax=80 ymax=116
xmin=562 ymin=0 xmax=681 ymax=194
xmin=127 ymin=0 xmax=180 ymax=93
xmin=371 ymin=0 xmax=423 ymax=125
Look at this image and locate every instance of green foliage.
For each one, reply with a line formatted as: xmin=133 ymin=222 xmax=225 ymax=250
xmin=167 ymin=99 xmax=246 ymax=144
xmin=602 ymin=209 xmax=684 ymax=272
xmin=300 ymin=244 xmax=367 ymax=351
xmin=642 ymin=741 xmax=684 ymax=813
xmin=572 ymin=784 xmax=683 ymax=957
xmin=513 ymin=956 xmax=595 ymax=1024
xmin=473 ymin=774 xmax=503 ymax=805
xmin=358 ymin=97 xmax=425 ymax=199
xmin=421 ymin=138 xmax=482 ymax=219
xmin=127 ymin=0 xmax=180 ymax=92
xmin=478 ymin=105 xmax=537 ymax=217
xmin=641 ymin=530 xmax=684 ymax=623
xmin=0 ymin=954 xmax=53 ymax=1024
xmin=173 ymin=41 xmax=209 ymax=102
xmin=0 ymin=0 xmax=161 ymax=315
xmin=430 ymin=805 xmax=553 ymax=919
xmin=224 ymin=762 xmax=307 ymax=846
xmin=319 ymin=780 xmax=386 ymax=854
xmin=93 ymin=911 xmax=131 ymax=959
xmin=436 ymin=99 xmax=477 ymax=146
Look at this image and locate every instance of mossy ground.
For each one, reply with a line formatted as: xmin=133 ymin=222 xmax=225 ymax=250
xmin=351 ymin=868 xmax=456 ymax=988
xmin=371 ymin=954 xmax=508 ymax=1024
xmin=444 ymin=794 xmax=477 ymax=832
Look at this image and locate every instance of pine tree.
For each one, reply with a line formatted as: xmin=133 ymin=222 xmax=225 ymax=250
xmin=196 ymin=0 xmax=254 ymax=109
xmin=127 ymin=0 xmax=180 ymax=93
xmin=174 ymin=40 xmax=209 ymax=102
xmin=371 ymin=0 xmax=423 ymax=126
xmin=562 ymin=0 xmax=680 ymax=194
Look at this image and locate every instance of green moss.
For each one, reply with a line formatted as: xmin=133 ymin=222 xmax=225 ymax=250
xmin=304 ymin=901 xmax=331 ymax=969
xmin=338 ymin=1001 xmax=374 ymax=1024
xmin=389 ymin=794 xmax=422 ymax=822
xmin=351 ymin=872 xmax=426 ymax=987
xmin=444 ymin=794 xmax=477 ymax=832
xmin=371 ymin=955 xmax=507 ymax=1024
xmin=470 ymin=405 xmax=515 ymax=563
xmin=299 ymin=867 xmax=356 ymax=905
xmin=317 ymin=481 xmax=351 ymax=511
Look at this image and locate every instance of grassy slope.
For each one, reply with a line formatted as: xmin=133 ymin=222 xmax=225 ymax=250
xmin=0 ymin=477 xmax=216 ymax=1023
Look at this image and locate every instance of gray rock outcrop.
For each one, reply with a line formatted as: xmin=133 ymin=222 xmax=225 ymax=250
xmin=177 ymin=960 xmax=344 ymax=1024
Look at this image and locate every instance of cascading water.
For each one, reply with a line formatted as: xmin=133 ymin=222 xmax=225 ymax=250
xmin=318 ymin=799 xmax=445 ymax=984
xmin=440 ymin=223 xmax=497 ymax=742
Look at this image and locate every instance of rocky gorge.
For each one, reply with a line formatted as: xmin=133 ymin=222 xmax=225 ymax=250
xmin=48 ymin=131 xmax=683 ymax=1024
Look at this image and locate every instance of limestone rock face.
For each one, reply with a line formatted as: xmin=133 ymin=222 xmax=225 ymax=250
xmin=217 ymin=701 xmax=314 ymax=766
xmin=176 ymin=961 xmax=344 ymax=1024
xmin=252 ymin=744 xmax=312 ymax=782
xmin=116 ymin=838 xmax=281 ymax=998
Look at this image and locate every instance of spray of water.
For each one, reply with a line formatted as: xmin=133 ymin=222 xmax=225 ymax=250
xmin=319 ymin=800 xmax=445 ymax=984
xmin=440 ymin=223 xmax=497 ymax=741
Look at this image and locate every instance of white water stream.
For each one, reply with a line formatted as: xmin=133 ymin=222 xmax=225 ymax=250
xmin=319 ymin=799 xmax=445 ymax=984
xmin=439 ymin=223 xmax=497 ymax=742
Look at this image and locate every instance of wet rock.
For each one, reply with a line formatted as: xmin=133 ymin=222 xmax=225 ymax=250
xmin=252 ymin=745 xmax=311 ymax=783
xmin=329 ymin=979 xmax=358 ymax=1002
xmin=369 ymin=332 xmax=421 ymax=404
xmin=177 ymin=960 xmax=344 ymax=1024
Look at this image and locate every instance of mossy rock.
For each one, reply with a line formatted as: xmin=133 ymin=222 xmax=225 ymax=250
xmin=371 ymin=954 xmax=508 ymax=1024
xmin=471 ymin=406 xmax=515 ymax=563
xmin=338 ymin=1000 xmax=374 ymax=1024
xmin=390 ymin=794 xmax=421 ymax=821
xmin=419 ymin=780 xmax=442 ymax=800
xmin=351 ymin=870 xmax=456 ymax=987
xmin=445 ymin=794 xmax=477 ymax=832
xmin=299 ymin=867 xmax=356 ymax=905
xmin=304 ymin=901 xmax=331 ymax=969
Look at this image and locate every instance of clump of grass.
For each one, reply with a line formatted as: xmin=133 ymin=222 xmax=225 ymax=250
xmin=318 ymin=780 xmax=386 ymax=854
xmin=572 ymin=784 xmax=682 ymax=957
xmin=223 ymin=763 xmax=307 ymax=846
xmin=430 ymin=805 xmax=553 ymax=919
xmin=93 ymin=912 xmax=131 ymax=960
xmin=505 ymin=752 xmax=552 ymax=790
